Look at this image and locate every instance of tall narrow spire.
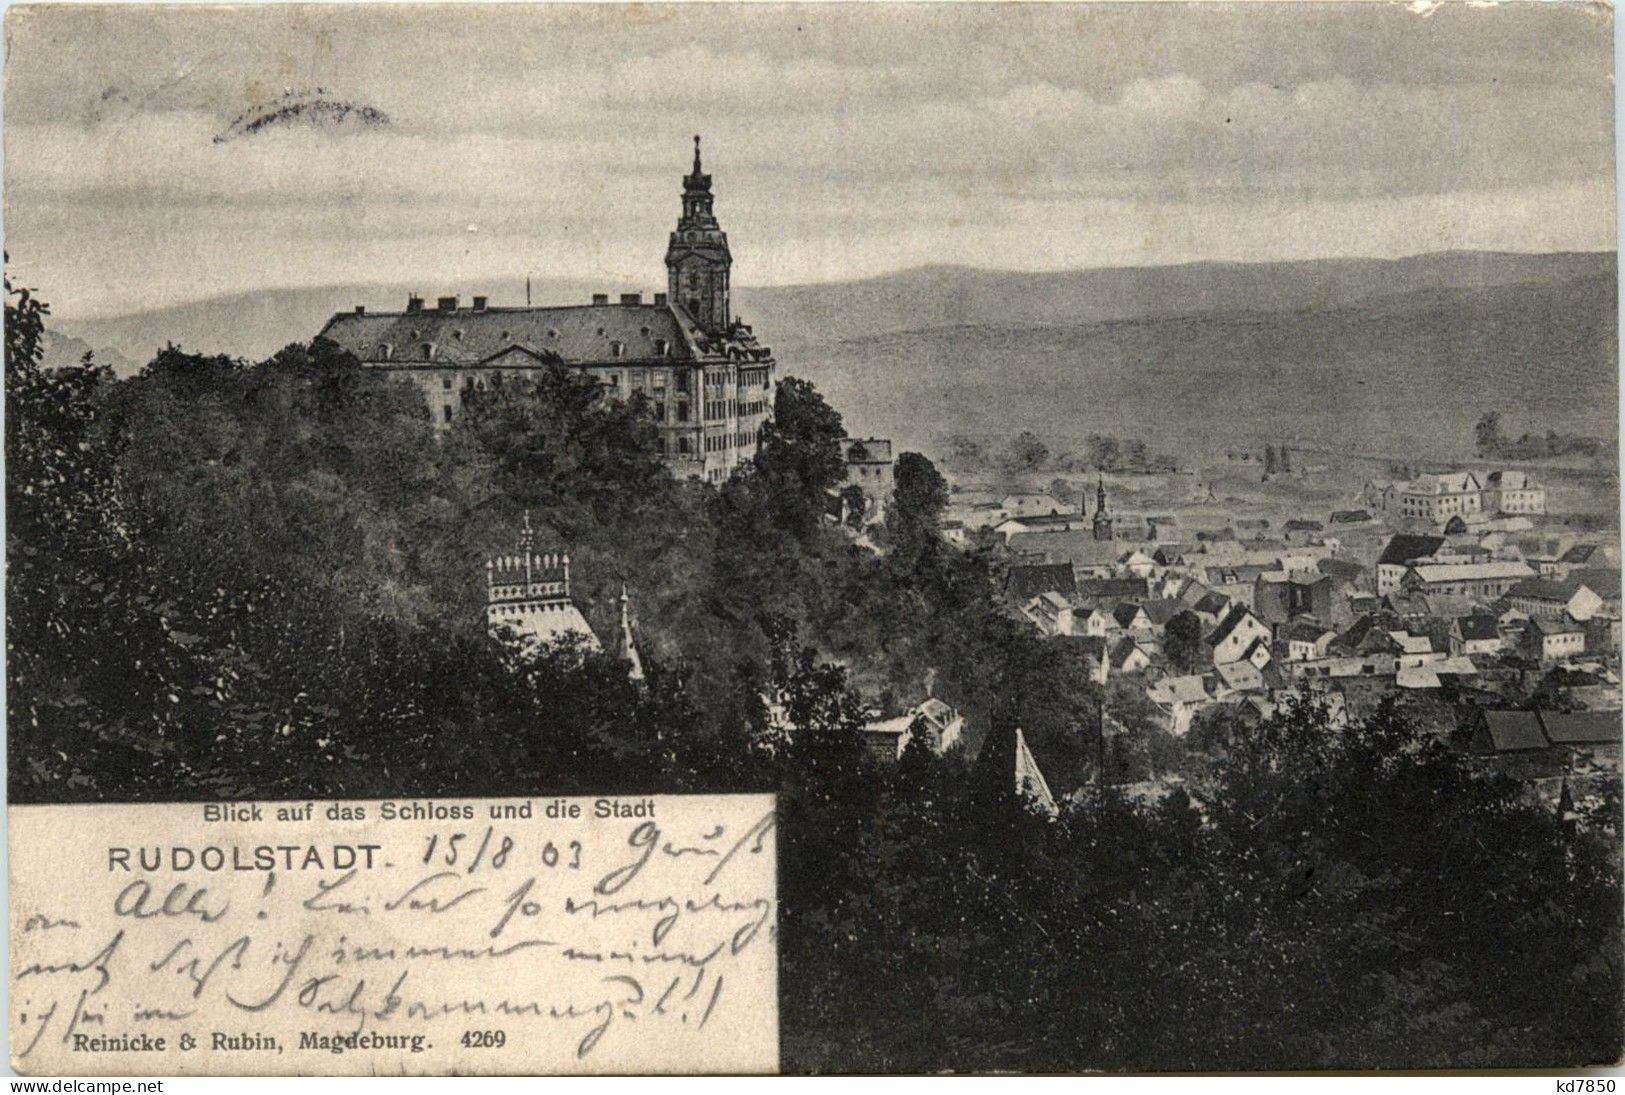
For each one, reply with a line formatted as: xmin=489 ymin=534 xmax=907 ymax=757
xmin=616 ymin=583 xmax=645 ymax=683
xmin=692 ymin=134 xmax=703 ymax=176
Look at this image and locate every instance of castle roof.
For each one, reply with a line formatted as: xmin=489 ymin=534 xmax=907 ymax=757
xmin=319 ymin=299 xmax=772 ymax=368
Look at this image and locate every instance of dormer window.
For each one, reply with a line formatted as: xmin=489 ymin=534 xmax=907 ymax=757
xmin=547 ymin=328 xmax=558 ymax=339
xmin=640 ymin=326 xmax=652 ymax=338
xmin=654 ymin=339 xmax=669 ymax=357
xmin=378 ymin=344 xmax=393 ymax=361
xmin=596 ymin=327 xmax=606 ymax=337
xmin=611 ymin=341 xmax=624 ymax=358
xmin=453 ymin=329 xmax=464 ymax=341
xmin=422 ymin=343 xmax=435 ymax=359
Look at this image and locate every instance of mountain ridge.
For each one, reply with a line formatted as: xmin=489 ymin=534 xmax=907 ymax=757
xmin=47 ymin=249 xmax=1616 ymax=372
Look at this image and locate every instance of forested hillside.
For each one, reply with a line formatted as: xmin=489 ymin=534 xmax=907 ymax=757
xmin=7 ymin=274 xmax=1619 ymax=1070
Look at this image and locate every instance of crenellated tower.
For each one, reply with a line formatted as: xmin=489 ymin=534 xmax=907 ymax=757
xmin=485 ymin=514 xmax=599 ymax=651
xmin=665 ymin=135 xmax=733 ymax=336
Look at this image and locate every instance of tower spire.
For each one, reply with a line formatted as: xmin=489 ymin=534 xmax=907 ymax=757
xmin=693 ymin=134 xmax=702 ymax=176
xmin=616 ymin=582 xmax=645 ymax=683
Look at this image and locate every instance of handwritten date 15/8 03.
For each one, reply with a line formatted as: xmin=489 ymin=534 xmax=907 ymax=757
xmin=421 ymin=828 xmax=581 ymax=873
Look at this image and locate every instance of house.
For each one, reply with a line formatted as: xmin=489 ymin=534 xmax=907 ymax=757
xmin=1481 ymin=470 xmax=1546 ymax=515
xmin=1570 ymin=568 xmax=1622 ymax=615
xmin=1253 ymin=572 xmax=1338 ymax=626
xmin=1192 ymin=590 xmax=1232 ymax=624
xmin=1376 ymin=534 xmax=1447 ymax=594
xmin=1400 ymin=560 xmax=1534 ymax=600
xmin=1006 ymin=563 xmax=1077 ymax=606
xmin=1208 ymin=604 xmax=1273 ymax=667
xmin=994 ymin=512 xmax=1092 ymax=537
xmin=1071 ymin=605 xmax=1113 ymax=638
xmin=1213 ymin=659 xmax=1265 ymax=695
xmin=1330 ymin=510 xmax=1373 ymax=525
xmin=1539 ymin=711 xmax=1621 ymax=775
xmin=1384 ymin=629 xmax=1446 ymax=669
xmin=861 ymin=697 xmax=967 ymax=760
xmin=1317 ymin=557 xmax=1366 ymax=586
xmin=1117 ymin=549 xmax=1158 ymax=579
xmin=1111 ymin=601 xmax=1154 ymax=638
xmin=1464 ymin=708 xmax=1619 ymax=779
xmin=1060 ymin=635 xmax=1111 ymax=685
xmin=998 ymin=493 xmax=1073 ymax=519
xmin=1147 ymin=674 xmax=1213 ymax=735
xmin=1450 ymin=614 xmax=1506 ymax=656
xmin=1467 ymin=709 xmax=1549 ymax=756
xmin=1522 ymin=616 xmax=1586 ymax=665
xmin=1281 ymin=621 xmax=1337 ymax=662
xmin=1140 ymin=598 xmax=1185 ymax=633
xmin=1110 ymin=636 xmax=1154 ymax=675
xmin=1394 ymin=472 xmax=1484 ymax=524
xmin=1076 ymin=577 xmax=1149 ymax=605
xmin=1004 ymin=529 xmax=1130 ymax=577
xmin=1504 ymin=577 xmax=1605 ymax=622
xmin=1558 ymin=543 xmax=1616 ymax=574
xmin=1023 ymin=591 xmax=1075 ymax=637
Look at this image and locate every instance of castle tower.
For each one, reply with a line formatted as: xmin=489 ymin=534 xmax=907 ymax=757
xmin=485 ymin=516 xmax=600 ymax=653
xmin=665 ymin=135 xmax=733 ymax=336
xmin=1092 ymin=475 xmax=1114 ymax=541
xmin=615 ymin=583 xmax=645 ymax=684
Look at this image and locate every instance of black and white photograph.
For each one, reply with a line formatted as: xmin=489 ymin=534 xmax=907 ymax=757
xmin=3 ymin=0 xmax=1620 ymax=1076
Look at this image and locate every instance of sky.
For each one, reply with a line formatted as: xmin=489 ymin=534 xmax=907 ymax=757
xmin=3 ymin=2 xmax=1616 ymax=320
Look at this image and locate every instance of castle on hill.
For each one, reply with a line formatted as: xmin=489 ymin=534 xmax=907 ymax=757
xmin=318 ymin=137 xmax=776 ymax=484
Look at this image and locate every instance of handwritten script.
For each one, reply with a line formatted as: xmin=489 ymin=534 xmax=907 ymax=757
xmin=9 ymin=795 xmax=778 ymax=1075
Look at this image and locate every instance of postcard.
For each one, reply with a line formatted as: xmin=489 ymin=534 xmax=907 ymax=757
xmin=5 ymin=1 xmax=1619 ymax=1076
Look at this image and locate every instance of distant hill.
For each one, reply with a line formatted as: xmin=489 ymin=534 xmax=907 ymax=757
xmin=51 ymin=250 xmax=1615 ymax=376
xmin=739 ymin=250 xmax=1617 ymax=351
xmin=776 ymin=271 xmax=1619 ymax=464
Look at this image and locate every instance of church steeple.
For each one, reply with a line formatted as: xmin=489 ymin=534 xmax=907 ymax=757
xmin=1092 ymin=476 xmax=1114 ymax=541
xmin=666 ymin=135 xmax=732 ymax=336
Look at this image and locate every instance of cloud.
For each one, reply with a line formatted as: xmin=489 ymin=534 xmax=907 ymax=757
xmin=2 ymin=3 xmax=1613 ymax=317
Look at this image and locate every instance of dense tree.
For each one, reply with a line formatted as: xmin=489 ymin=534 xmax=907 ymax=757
xmin=888 ymin=450 xmax=948 ymax=557
xmin=1163 ymin=610 xmax=1206 ymax=674
xmin=1475 ymin=409 xmax=1503 ymax=456
xmin=1003 ymin=429 xmax=1049 ymax=471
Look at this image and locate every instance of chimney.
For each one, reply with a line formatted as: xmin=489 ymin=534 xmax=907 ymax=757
xmin=354 ymin=305 xmax=365 ymax=314
xmin=620 ymin=292 xmax=642 ymax=305
xmin=653 ymin=292 xmax=668 ymax=305
xmin=472 ymin=295 xmax=488 ymax=312
xmin=406 ymin=294 xmax=423 ymax=314
xmin=591 ymin=293 xmax=609 ymax=306
xmin=437 ymin=295 xmax=458 ymax=312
